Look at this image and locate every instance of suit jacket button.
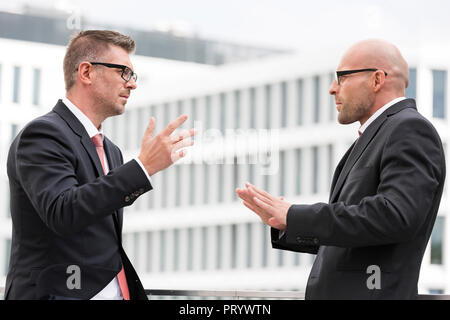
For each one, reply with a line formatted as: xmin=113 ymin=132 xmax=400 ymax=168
xmin=313 ymin=238 xmax=319 ymax=245
xmin=125 ymin=196 xmax=131 ymax=202
xmin=139 ymin=188 xmax=144 ymax=194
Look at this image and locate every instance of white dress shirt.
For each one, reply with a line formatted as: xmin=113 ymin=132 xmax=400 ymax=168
xmin=358 ymin=97 xmax=406 ymax=135
xmin=62 ymin=97 xmax=152 ymax=300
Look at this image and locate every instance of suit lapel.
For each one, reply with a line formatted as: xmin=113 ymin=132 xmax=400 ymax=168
xmin=328 ymin=141 xmax=356 ymax=202
xmin=53 ymin=100 xmax=123 ymax=243
xmin=329 ymin=98 xmax=417 ymax=203
xmin=53 ymin=100 xmax=105 ymax=178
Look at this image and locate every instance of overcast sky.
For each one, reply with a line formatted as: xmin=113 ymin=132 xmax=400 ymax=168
xmin=2 ymin=0 xmax=449 ymax=54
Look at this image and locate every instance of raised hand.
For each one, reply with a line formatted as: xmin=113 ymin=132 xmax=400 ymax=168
xmin=236 ymin=182 xmax=291 ymax=230
xmin=138 ymin=115 xmax=196 ymax=176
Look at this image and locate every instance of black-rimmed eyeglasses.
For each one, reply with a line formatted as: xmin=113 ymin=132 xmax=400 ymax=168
xmin=335 ymin=68 xmax=387 ymax=85
xmin=90 ymin=62 xmax=137 ymax=82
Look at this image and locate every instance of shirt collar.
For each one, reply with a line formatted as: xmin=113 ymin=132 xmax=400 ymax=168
xmin=62 ymin=97 xmax=104 ymax=139
xmin=358 ymin=97 xmax=406 ymax=135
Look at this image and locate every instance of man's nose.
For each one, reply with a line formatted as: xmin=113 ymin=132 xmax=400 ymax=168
xmin=329 ymin=79 xmax=337 ymax=95
xmin=126 ymin=78 xmax=137 ymax=90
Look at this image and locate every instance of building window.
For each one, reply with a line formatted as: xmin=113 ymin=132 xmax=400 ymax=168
xmin=430 ymin=216 xmax=444 ymax=265
xmin=328 ymin=144 xmax=334 ymax=188
xmin=191 ymin=98 xmax=197 ymax=128
xmin=201 ymin=227 xmax=208 ymax=270
xmin=205 ymin=96 xmax=211 ymax=130
xmin=13 ymin=66 xmax=21 ymax=103
xmin=233 ymin=158 xmax=239 ymax=201
xmin=281 ymin=81 xmax=288 ymax=128
xmin=279 ymin=150 xmax=286 ymax=196
xmin=231 ymin=224 xmax=237 ymax=269
xmin=189 ymin=164 xmax=195 ymax=205
xmin=161 ymin=170 xmax=168 ymax=208
xmin=312 ymin=146 xmax=319 ymax=194
xmin=4 ymin=239 xmax=11 ymax=276
xmin=234 ymin=90 xmax=240 ymax=129
xmin=262 ymin=224 xmax=268 ymax=268
xmin=265 ymin=84 xmax=271 ymax=129
xmin=159 ymin=230 xmax=166 ymax=272
xmin=432 ymin=70 xmax=447 ymax=119
xmin=146 ymin=232 xmax=153 ymax=273
xmin=313 ymin=76 xmax=321 ymax=123
xmin=297 ymin=79 xmax=303 ymax=126
xmin=220 ymin=93 xmax=226 ymax=134
xmin=175 ymin=166 xmax=181 ymax=207
xmin=249 ymin=88 xmax=256 ymax=129
xmin=246 ymin=223 xmax=252 ymax=268
xmin=218 ymin=164 xmax=224 ymax=203
xmin=405 ymin=68 xmax=417 ymax=100
xmin=203 ymin=164 xmax=209 ymax=204
xmin=187 ymin=228 xmax=194 ymax=271
xmin=295 ymin=148 xmax=302 ymax=195
xmin=11 ymin=124 xmax=18 ymax=144
xmin=32 ymin=68 xmax=41 ymax=106
xmin=216 ymin=225 xmax=222 ymax=269
xmin=329 ymin=73 xmax=335 ymax=121
xmin=173 ymin=229 xmax=179 ymax=271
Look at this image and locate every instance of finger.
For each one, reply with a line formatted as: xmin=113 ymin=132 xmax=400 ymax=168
xmin=243 ymin=201 xmax=272 ymax=222
xmin=143 ymin=117 xmax=156 ymax=139
xmin=171 ymin=149 xmax=187 ymax=163
xmin=247 ymin=185 xmax=273 ymax=206
xmin=236 ymin=188 xmax=254 ymax=204
xmin=162 ymin=114 xmax=188 ymax=136
xmin=173 ymin=137 xmax=194 ymax=152
xmin=170 ymin=128 xmax=195 ymax=143
xmin=253 ymin=196 xmax=275 ymax=215
xmin=248 ymin=183 xmax=278 ymax=203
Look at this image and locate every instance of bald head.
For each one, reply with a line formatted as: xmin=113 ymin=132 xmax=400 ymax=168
xmin=340 ymin=39 xmax=409 ymax=94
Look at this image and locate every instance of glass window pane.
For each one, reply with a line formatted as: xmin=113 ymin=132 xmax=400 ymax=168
xmin=281 ymin=81 xmax=287 ymax=127
xmin=32 ymin=68 xmax=41 ymax=106
xmin=432 ymin=70 xmax=447 ymax=119
xmin=405 ymin=68 xmax=417 ymax=100
xmin=13 ymin=66 xmax=21 ymax=103
xmin=297 ymin=79 xmax=303 ymax=126
xmin=430 ymin=216 xmax=444 ymax=265
xmin=314 ymin=76 xmax=320 ymax=123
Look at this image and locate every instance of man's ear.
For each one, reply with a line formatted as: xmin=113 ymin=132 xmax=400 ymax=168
xmin=77 ymin=61 xmax=94 ymax=86
xmin=373 ymin=70 xmax=386 ymax=92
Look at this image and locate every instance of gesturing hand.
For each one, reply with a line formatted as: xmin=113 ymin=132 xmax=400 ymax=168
xmin=236 ymin=182 xmax=291 ymax=231
xmin=138 ymin=114 xmax=196 ymax=176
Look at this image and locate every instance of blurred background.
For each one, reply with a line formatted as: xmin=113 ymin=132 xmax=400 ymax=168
xmin=0 ymin=0 xmax=448 ymax=297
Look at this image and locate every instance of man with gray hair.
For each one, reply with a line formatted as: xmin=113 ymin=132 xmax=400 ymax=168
xmin=237 ymin=39 xmax=446 ymax=299
xmin=5 ymin=30 xmax=195 ymax=300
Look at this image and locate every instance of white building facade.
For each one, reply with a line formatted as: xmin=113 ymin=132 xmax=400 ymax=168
xmin=0 ymin=37 xmax=449 ymax=296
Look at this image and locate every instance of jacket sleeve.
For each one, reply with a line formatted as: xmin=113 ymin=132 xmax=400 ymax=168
xmin=15 ymin=119 xmax=152 ymax=237
xmin=280 ymin=117 xmax=445 ymax=249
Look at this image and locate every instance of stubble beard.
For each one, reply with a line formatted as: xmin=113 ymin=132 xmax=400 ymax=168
xmin=337 ymin=96 xmax=373 ymax=125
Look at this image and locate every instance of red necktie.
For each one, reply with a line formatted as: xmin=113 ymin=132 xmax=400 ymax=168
xmin=91 ymin=134 xmax=130 ymax=300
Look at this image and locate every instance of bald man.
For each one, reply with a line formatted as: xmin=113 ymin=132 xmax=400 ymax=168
xmin=237 ymin=39 xmax=446 ymax=299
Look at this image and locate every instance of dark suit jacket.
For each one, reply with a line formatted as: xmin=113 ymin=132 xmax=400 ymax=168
xmin=271 ymin=99 xmax=446 ymax=299
xmin=5 ymin=100 xmax=152 ymax=300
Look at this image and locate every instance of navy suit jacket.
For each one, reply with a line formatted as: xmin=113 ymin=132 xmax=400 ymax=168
xmin=272 ymin=99 xmax=446 ymax=299
xmin=5 ymin=100 xmax=152 ymax=300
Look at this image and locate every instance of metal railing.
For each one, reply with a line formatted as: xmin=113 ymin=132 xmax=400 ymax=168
xmin=2 ymin=287 xmax=450 ymax=300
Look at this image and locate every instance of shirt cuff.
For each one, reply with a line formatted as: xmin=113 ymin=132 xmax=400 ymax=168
xmin=134 ymin=157 xmax=153 ymax=186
